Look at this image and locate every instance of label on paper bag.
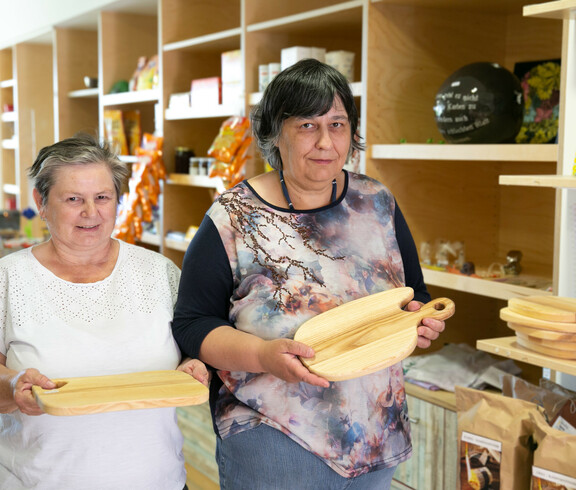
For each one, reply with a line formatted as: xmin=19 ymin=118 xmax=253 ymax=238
xmin=532 ymin=466 xmax=576 ymax=489
xmin=460 ymin=431 xmax=502 ymax=489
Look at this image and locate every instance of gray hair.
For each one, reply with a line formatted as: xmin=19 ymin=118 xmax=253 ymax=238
xmin=250 ymin=58 xmax=365 ymax=170
xmin=28 ymin=133 xmax=130 ymax=205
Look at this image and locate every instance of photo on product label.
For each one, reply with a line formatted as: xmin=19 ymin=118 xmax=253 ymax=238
xmin=460 ymin=431 xmax=501 ymax=490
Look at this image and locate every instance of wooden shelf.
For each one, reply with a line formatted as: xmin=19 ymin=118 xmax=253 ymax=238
xmin=138 ymin=231 xmax=161 ymax=246
xmin=1 ymin=111 xmax=16 ymax=122
xmin=102 ymin=89 xmax=160 ymax=106
xmin=247 ymin=1 xmax=363 ymax=33
xmin=422 ymin=268 xmax=552 ymax=300
xmin=165 ymin=104 xmax=243 ymax=120
xmin=163 ymin=28 xmax=241 ymax=53
xmin=477 ymin=336 xmax=576 ymax=377
xmin=405 ymin=382 xmax=456 ymax=412
xmin=248 ymin=81 xmax=363 ymax=106
xmin=0 ymin=78 xmax=15 ymax=88
xmin=165 ymin=237 xmax=191 ymax=252
xmin=499 ymin=174 xmax=576 ymax=188
xmin=1 ymin=138 xmax=17 ymax=149
xmin=119 ymin=155 xmax=139 ymax=163
xmin=167 ymin=173 xmax=226 ymax=193
xmin=68 ymin=88 xmax=99 ymax=99
xmin=2 ymin=183 xmax=19 ymax=195
xmin=524 ymin=0 xmax=576 ymax=19
xmin=371 ymin=144 xmax=558 ymax=162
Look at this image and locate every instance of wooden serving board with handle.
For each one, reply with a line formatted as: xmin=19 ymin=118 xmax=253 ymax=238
xmin=293 ymin=287 xmax=455 ymax=381
xmin=515 ymin=332 xmax=576 ymax=351
xmin=515 ymin=334 xmax=576 ymax=360
xmin=500 ymin=308 xmax=576 ymax=333
xmin=508 ymin=297 xmax=576 ymax=323
xmin=32 ymin=370 xmax=209 ymax=416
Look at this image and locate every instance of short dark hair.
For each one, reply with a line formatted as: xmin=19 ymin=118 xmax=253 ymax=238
xmin=250 ymin=58 xmax=364 ymax=170
xmin=28 ymin=133 xmax=130 ymax=205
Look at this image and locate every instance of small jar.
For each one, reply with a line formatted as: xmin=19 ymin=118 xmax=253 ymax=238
xmin=175 ymin=146 xmax=195 ymax=173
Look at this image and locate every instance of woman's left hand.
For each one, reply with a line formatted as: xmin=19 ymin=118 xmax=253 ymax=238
xmin=404 ymin=300 xmax=446 ymax=349
xmin=177 ymin=358 xmax=210 ymax=387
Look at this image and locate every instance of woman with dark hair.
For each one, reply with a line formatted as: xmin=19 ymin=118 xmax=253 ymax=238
xmin=172 ymin=59 xmax=445 ymax=489
xmin=0 ymin=133 xmax=206 ymax=490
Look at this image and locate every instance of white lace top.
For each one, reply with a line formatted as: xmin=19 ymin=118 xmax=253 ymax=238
xmin=0 ymin=240 xmax=186 ymax=490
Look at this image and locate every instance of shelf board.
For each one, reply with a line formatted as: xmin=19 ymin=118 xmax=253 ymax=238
xmin=0 ymin=78 xmax=15 ymax=88
xmin=247 ymin=0 xmax=363 ymax=33
xmin=119 ymin=155 xmax=139 ymax=163
xmin=248 ymin=81 xmax=362 ymax=106
xmin=371 ymin=143 xmax=558 ymax=162
xmin=165 ymin=104 xmax=242 ymax=120
xmin=68 ymin=88 xmax=99 ymax=99
xmin=477 ymin=336 xmax=576 ymax=377
xmin=499 ymin=174 xmax=576 ymax=188
xmin=2 ymin=183 xmax=19 ymax=195
xmin=405 ymin=382 xmax=456 ymax=412
xmin=102 ymin=89 xmax=160 ymax=106
xmin=524 ymin=0 xmax=576 ymax=19
xmin=163 ymin=27 xmax=241 ymax=53
xmin=138 ymin=231 xmax=161 ymax=246
xmin=167 ymin=173 xmax=226 ymax=193
xmin=165 ymin=237 xmax=190 ymax=252
xmin=422 ymin=268 xmax=552 ymax=301
xmin=1 ymin=111 xmax=16 ymax=122
xmin=1 ymin=138 xmax=17 ymax=149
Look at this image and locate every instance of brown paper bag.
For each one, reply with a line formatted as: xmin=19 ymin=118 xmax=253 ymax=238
xmin=456 ymin=386 xmax=546 ymax=489
xmin=531 ymin=412 xmax=576 ymax=489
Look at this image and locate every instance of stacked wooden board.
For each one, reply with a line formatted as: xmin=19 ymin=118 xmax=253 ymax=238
xmin=500 ymin=296 xmax=576 ymax=359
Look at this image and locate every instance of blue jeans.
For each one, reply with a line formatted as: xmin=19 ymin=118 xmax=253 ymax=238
xmin=216 ymin=423 xmax=397 ymax=489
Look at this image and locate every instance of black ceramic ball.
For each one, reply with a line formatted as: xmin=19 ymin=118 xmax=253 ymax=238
xmin=433 ymin=62 xmax=524 ymax=144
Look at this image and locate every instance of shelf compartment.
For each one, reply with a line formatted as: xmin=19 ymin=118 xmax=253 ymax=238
xmin=371 ymin=144 xmax=558 ymax=162
xmin=164 ymin=237 xmax=191 ymax=252
xmin=68 ymin=88 xmax=99 ymax=99
xmin=524 ymin=0 xmax=576 ymax=19
xmin=422 ymin=268 xmax=552 ymax=301
xmin=101 ymin=89 xmax=160 ymax=107
xmin=499 ymin=174 xmax=576 ymax=188
xmin=163 ymin=28 xmax=241 ymax=53
xmin=0 ymin=79 xmax=15 ymax=88
xmin=138 ymin=231 xmax=161 ymax=246
xmin=477 ymin=336 xmax=576 ymax=377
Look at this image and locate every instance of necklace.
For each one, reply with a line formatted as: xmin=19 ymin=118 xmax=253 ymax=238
xmin=279 ymin=170 xmax=337 ymax=210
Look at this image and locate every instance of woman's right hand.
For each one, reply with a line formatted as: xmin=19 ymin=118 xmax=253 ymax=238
xmin=10 ymin=368 xmax=56 ymax=416
xmin=257 ymin=339 xmax=330 ymax=388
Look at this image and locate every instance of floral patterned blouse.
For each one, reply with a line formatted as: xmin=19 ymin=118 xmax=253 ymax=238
xmin=172 ymin=171 xmax=430 ymax=477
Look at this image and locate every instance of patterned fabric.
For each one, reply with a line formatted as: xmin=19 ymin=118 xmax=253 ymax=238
xmin=208 ymin=172 xmax=412 ymax=477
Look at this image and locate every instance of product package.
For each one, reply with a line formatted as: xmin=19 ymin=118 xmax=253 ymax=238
xmin=103 ymin=109 xmax=129 ymax=155
xmin=531 ymin=412 xmax=576 ymax=489
xmin=456 ymin=386 xmax=546 ymax=489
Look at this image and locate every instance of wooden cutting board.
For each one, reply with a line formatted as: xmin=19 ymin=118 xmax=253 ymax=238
xmin=32 ymin=370 xmax=209 ymax=416
xmin=515 ymin=331 xmax=576 ymax=351
xmin=516 ymin=334 xmax=576 ymax=360
xmin=508 ymin=297 xmax=576 ymax=323
xmin=500 ymin=307 xmax=576 ymax=333
xmin=293 ymin=287 xmax=455 ymax=381
xmin=507 ymin=322 xmax=576 ymax=341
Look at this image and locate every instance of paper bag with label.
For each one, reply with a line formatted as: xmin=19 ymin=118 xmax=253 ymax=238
xmin=531 ymin=412 xmax=576 ymax=489
xmin=455 ymin=386 xmax=546 ymax=490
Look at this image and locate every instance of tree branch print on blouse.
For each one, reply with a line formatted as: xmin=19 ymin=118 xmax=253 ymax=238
xmin=219 ymin=190 xmax=345 ymax=311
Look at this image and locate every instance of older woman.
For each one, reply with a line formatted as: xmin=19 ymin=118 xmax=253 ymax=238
xmin=172 ymin=59 xmax=445 ymax=489
xmin=0 ymin=134 xmax=206 ymax=490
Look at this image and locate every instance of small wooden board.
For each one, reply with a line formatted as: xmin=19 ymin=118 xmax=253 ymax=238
xmin=500 ymin=307 xmax=576 ymax=333
xmin=507 ymin=322 xmax=576 ymax=341
xmin=32 ymin=370 xmax=209 ymax=416
xmin=294 ymin=287 xmax=455 ymax=381
xmin=508 ymin=297 xmax=576 ymax=323
xmin=515 ymin=332 xmax=576 ymax=351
